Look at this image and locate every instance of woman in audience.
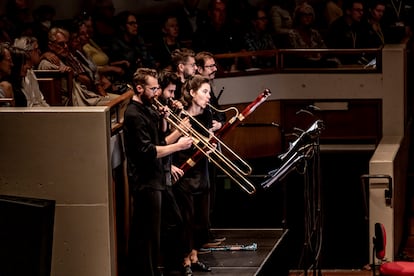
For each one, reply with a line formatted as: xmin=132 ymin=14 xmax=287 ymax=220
xmin=13 ymin=36 xmax=50 ymax=106
xmin=152 ymin=14 xmax=184 ymax=71
xmin=286 ymin=3 xmax=339 ymax=68
xmin=108 ymin=10 xmax=156 ymax=79
xmin=0 ymin=42 xmax=14 ymax=106
xmin=8 ymin=47 xmax=32 ymax=107
xmin=77 ymin=12 xmax=130 ymax=88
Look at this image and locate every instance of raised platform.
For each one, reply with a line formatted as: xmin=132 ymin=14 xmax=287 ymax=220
xmin=195 ymin=228 xmax=289 ymax=276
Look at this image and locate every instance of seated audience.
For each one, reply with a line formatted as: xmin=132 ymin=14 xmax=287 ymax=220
xmin=76 ymin=12 xmax=130 ymax=88
xmin=38 ymin=27 xmax=113 ymax=106
xmin=382 ymin=0 xmax=413 ymax=43
xmin=286 ymin=3 xmax=339 ymax=68
xmin=363 ymin=0 xmax=386 ymax=48
xmin=324 ymin=0 xmax=343 ymax=27
xmin=108 ymin=10 xmax=156 ymax=79
xmin=0 ymin=42 xmax=14 ymax=106
xmin=266 ymin=0 xmax=295 ymax=47
xmin=325 ymin=0 xmax=369 ymax=64
xmin=174 ymin=0 xmax=207 ymax=42
xmin=31 ymin=4 xmax=56 ymax=53
xmin=13 ymin=36 xmax=50 ymax=106
xmin=8 ymin=46 xmax=32 ymax=107
xmin=193 ymin=0 xmax=242 ymax=71
xmin=152 ymin=14 xmax=184 ymax=71
xmin=242 ymin=6 xmax=276 ymax=69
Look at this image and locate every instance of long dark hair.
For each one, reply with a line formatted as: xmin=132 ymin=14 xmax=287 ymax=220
xmin=9 ymin=47 xmax=29 ymax=106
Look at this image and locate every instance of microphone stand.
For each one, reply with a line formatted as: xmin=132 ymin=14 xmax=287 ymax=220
xmin=261 ymin=119 xmax=324 ymax=276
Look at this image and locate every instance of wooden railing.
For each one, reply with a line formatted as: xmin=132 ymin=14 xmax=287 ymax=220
xmin=214 ymin=48 xmax=382 ymax=77
xmin=34 ymin=69 xmax=73 ymax=106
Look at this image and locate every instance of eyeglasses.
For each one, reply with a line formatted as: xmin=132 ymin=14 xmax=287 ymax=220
xmin=204 ymin=63 xmax=217 ymax=69
xmin=185 ymin=63 xmax=197 ymax=67
xmin=127 ymin=21 xmax=138 ymax=26
xmin=146 ymin=86 xmax=160 ymax=93
xmin=54 ymin=41 xmax=68 ymax=48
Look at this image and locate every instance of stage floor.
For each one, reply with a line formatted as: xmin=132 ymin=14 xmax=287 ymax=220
xmin=195 ymin=228 xmax=288 ymax=276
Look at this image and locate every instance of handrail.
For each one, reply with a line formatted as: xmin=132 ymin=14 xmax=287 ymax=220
xmin=0 ymin=97 xmax=14 ymax=106
xmin=214 ymin=47 xmax=383 ymax=77
xmin=108 ymin=89 xmax=134 ymax=134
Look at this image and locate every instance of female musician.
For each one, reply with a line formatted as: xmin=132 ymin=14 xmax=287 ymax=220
xmin=173 ymin=75 xmax=213 ymax=275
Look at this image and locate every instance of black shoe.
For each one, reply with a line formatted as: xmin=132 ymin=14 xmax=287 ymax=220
xmin=201 ymin=240 xmax=222 ymax=248
xmin=191 ymin=260 xmax=212 ymax=272
xmin=209 ymin=231 xmax=226 ymax=243
xmin=183 ymin=265 xmax=193 ymax=276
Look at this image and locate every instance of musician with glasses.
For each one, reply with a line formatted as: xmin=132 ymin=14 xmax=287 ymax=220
xmin=195 ymin=51 xmax=226 ymax=248
xmin=123 ymin=67 xmax=192 ymax=276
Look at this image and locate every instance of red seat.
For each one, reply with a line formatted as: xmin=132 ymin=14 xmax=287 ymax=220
xmin=380 ymin=262 xmax=414 ymax=275
xmin=374 ymin=223 xmax=414 ymax=275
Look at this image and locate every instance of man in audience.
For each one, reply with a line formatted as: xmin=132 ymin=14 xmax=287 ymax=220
xmin=38 ymin=27 xmax=113 ymax=106
xmin=325 ymin=0 xmax=369 ymax=64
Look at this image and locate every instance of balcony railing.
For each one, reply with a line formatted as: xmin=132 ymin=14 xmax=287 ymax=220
xmin=214 ymin=48 xmax=382 ymax=77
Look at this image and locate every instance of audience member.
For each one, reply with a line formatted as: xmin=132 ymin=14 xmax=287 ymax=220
xmin=172 ymin=74 xmax=214 ymax=276
xmin=123 ymin=67 xmax=192 ymax=276
xmin=226 ymin=0 xmax=253 ymax=32
xmin=13 ymin=36 xmax=50 ymax=106
xmin=364 ymin=0 xmax=387 ymax=48
xmin=382 ymin=0 xmax=413 ymax=43
xmin=8 ymin=46 xmax=32 ymax=107
xmin=325 ymin=0 xmax=369 ymax=64
xmin=193 ymin=0 xmax=242 ymax=55
xmin=266 ymin=0 xmax=295 ymax=47
xmin=242 ymin=6 xmax=277 ymax=69
xmin=326 ymin=0 xmax=367 ymax=49
xmin=89 ymin=0 xmax=117 ymax=52
xmin=31 ymin=4 xmax=56 ymax=53
xmin=285 ymin=2 xmax=339 ymax=68
xmin=175 ymin=0 xmax=207 ymax=43
xmin=152 ymin=14 xmax=184 ymax=71
xmin=0 ymin=16 xmax=13 ymax=43
xmin=108 ymin=10 xmax=156 ymax=80
xmin=38 ymin=27 xmax=112 ymax=106
xmin=170 ymin=47 xmax=197 ymax=100
xmin=0 ymin=42 xmax=14 ymax=106
xmin=68 ymin=21 xmax=113 ymax=97
xmin=324 ymin=0 xmax=344 ymax=27
xmin=75 ymin=12 xmax=130 ymax=89
xmin=3 ymin=0 xmax=32 ymax=40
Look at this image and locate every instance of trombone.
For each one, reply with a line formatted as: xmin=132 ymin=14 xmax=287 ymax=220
xmin=153 ymin=98 xmax=257 ymax=195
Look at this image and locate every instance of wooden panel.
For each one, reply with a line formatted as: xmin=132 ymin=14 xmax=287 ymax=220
xmin=221 ymin=100 xmax=282 ymax=159
xmin=280 ymin=99 xmax=382 ymax=147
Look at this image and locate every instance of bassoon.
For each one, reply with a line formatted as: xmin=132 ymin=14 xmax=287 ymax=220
xmin=179 ymin=88 xmax=272 ymax=173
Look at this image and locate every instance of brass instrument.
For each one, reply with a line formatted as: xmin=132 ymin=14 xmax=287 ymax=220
xmin=153 ymin=98 xmax=257 ymax=195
